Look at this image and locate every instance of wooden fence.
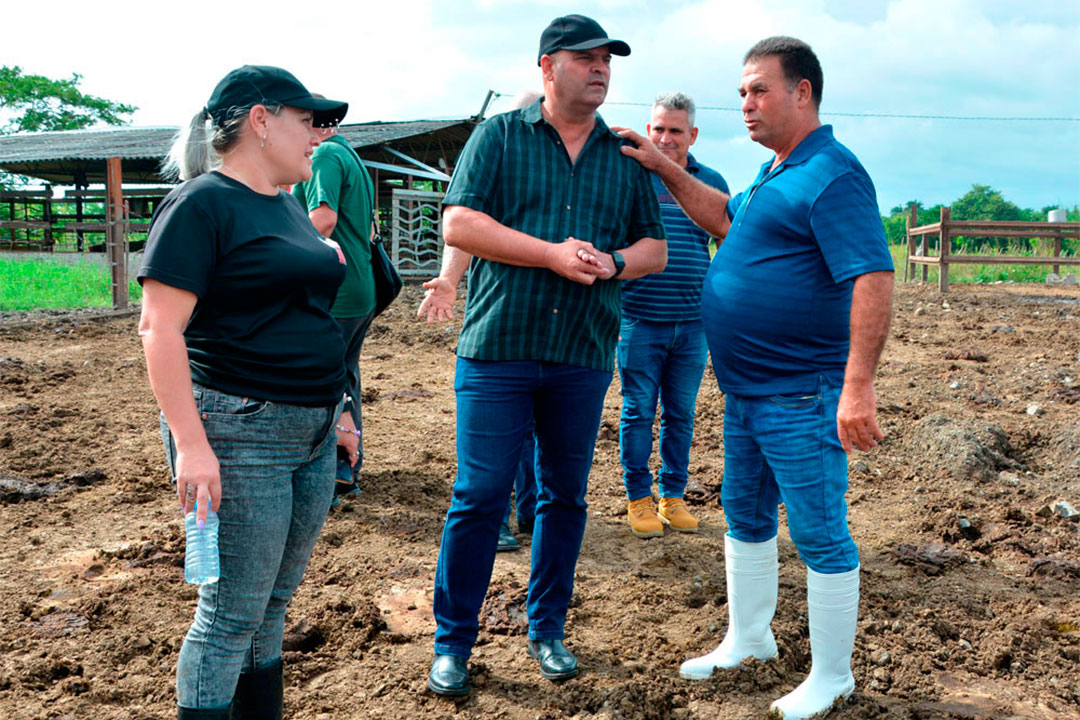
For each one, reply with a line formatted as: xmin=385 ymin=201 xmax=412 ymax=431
xmin=905 ymin=206 xmax=1080 ymax=291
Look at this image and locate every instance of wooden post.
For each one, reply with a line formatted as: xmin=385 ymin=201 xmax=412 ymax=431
xmin=106 ymin=157 xmax=128 ymax=308
xmin=43 ymin=190 xmax=53 ymax=250
xmin=905 ymin=204 xmax=918 ymax=282
xmin=1053 ymin=229 xmax=1062 ymax=276
xmin=939 ymin=206 xmax=951 ymax=292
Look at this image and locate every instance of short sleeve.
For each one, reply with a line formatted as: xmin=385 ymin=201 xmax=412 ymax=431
xmin=810 ymin=172 xmax=894 ymax=284
xmin=442 ymin=118 xmax=504 ymax=213
xmin=301 ymin=145 xmax=347 ymax=213
xmin=138 ymin=193 xmax=217 ymax=297
xmin=727 ymin=190 xmax=745 ymax=220
xmin=625 ymin=163 xmax=665 ymax=246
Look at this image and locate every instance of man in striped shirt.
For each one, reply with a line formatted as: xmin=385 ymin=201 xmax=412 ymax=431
xmin=620 ymin=93 xmax=729 ymax=539
xmin=426 ymin=15 xmax=666 ymax=697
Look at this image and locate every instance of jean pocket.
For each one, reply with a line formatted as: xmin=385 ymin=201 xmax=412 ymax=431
xmin=193 ymin=384 xmax=271 ymax=419
xmin=767 ymin=392 xmax=821 ymax=409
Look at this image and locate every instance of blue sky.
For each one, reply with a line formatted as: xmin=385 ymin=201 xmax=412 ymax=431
xmin=2 ymin=0 xmax=1077 ymax=214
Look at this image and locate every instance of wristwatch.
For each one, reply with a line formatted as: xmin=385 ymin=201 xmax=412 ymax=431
xmin=611 ymin=251 xmax=626 ymax=278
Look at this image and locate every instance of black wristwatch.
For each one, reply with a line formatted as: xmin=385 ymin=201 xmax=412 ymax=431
xmin=611 ymin=251 xmax=626 ymax=278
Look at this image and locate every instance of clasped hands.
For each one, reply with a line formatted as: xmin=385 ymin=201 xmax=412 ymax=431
xmin=547 ymin=238 xmax=617 ymax=285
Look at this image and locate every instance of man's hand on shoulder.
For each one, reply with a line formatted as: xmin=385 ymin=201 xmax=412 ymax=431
xmin=611 ymin=126 xmax=676 ymax=175
xmin=836 ymin=379 xmax=884 ymax=453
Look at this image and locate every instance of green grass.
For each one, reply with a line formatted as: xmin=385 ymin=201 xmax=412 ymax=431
xmin=0 ymin=256 xmax=142 ymax=311
xmin=889 ymin=241 xmax=1080 ymax=285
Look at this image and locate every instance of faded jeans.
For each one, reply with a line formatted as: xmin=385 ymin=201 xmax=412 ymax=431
xmin=160 ymin=383 xmax=339 ymax=710
xmin=720 ymin=375 xmax=859 ymax=574
xmin=617 ymin=316 xmax=708 ymax=500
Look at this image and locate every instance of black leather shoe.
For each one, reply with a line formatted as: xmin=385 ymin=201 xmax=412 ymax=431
xmin=496 ymin=523 xmax=521 ymax=552
xmin=428 ymin=654 xmax=470 ymax=696
xmin=528 ymin=638 xmax=579 ymax=680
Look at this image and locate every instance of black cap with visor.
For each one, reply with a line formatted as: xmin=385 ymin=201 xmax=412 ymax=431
xmin=537 ymin=14 xmax=631 ymax=65
xmin=205 ymin=65 xmax=348 ymax=128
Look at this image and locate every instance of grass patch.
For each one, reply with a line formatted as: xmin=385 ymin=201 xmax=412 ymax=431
xmin=889 ymin=241 xmax=1080 ymax=285
xmin=1 ymin=256 xmax=142 ymax=311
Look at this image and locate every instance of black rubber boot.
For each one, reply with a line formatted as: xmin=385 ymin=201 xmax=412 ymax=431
xmin=177 ymin=706 xmax=231 ymax=719
xmin=231 ymin=659 xmax=283 ymax=720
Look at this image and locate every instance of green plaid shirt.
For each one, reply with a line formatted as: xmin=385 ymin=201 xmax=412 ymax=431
xmin=445 ymin=99 xmax=665 ymax=372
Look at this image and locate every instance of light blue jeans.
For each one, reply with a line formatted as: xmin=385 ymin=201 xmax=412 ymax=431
xmin=161 ymin=383 xmax=339 ymax=710
xmin=617 ymin=316 xmax=708 ymax=500
xmin=720 ymin=376 xmax=859 ymax=574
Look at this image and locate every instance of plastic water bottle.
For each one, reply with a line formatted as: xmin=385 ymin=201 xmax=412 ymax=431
xmin=184 ymin=503 xmax=220 ymax=585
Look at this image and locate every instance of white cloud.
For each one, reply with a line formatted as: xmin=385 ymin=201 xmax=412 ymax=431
xmin=1 ymin=0 xmax=1076 ymax=210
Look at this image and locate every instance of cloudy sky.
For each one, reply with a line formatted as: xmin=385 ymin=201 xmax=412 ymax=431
xmin=2 ymin=0 xmax=1077 ymax=214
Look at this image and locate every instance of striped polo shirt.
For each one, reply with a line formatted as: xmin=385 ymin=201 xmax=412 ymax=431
xmin=621 ymin=154 xmax=729 ymax=322
xmin=443 ymin=99 xmax=665 ymax=372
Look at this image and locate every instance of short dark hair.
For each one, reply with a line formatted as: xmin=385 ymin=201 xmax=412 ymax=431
xmin=744 ymin=36 xmax=823 ymax=108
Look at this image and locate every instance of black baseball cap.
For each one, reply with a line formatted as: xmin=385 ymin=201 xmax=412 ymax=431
xmin=537 ymin=14 xmax=631 ymax=66
xmin=205 ymin=65 xmax=348 ymax=128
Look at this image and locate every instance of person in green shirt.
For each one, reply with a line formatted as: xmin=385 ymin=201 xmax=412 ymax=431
xmin=293 ymin=125 xmax=376 ymax=498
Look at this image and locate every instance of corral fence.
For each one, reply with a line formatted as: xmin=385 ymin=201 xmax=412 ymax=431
xmin=905 ymin=205 xmax=1080 ymax=291
xmin=2 ymin=185 xmax=449 ymax=305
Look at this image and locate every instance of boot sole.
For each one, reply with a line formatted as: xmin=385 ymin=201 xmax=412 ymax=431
xmin=658 ymin=514 xmax=698 ymax=533
xmin=630 ymin=526 xmax=664 ymax=538
xmin=427 ymin=679 xmax=470 ymax=697
xmin=766 ymin=688 xmax=852 ymax=720
xmin=527 ymin=646 xmax=580 ymax=681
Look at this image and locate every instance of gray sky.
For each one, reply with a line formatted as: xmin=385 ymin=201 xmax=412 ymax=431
xmin=2 ymin=0 xmax=1077 ymax=214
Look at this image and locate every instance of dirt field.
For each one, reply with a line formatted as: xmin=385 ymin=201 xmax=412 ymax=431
xmin=1 ymin=282 xmax=1078 ymax=720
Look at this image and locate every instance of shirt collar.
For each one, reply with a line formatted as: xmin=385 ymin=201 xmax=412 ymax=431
xmin=782 ymin=124 xmax=834 ymax=166
xmin=685 ymin=152 xmax=701 ymax=174
xmin=521 ymin=96 xmax=616 ymax=139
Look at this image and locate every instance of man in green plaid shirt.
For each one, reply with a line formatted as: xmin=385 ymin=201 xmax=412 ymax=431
xmin=426 ymin=14 xmax=667 ymax=697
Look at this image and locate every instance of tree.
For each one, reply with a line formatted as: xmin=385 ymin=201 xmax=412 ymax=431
xmin=1 ymin=65 xmax=136 ymax=134
xmin=1 ymin=66 xmax=136 ymax=189
xmin=950 ymin=184 xmax=1022 ymax=222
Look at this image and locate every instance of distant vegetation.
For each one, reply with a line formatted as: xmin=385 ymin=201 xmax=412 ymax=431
xmin=882 ymin=184 xmax=1079 ymax=284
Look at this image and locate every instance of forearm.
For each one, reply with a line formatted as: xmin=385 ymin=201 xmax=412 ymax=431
xmin=308 ymin=204 xmax=338 ymax=237
xmin=439 ymin=243 xmax=473 ymax=286
xmin=616 ymin=237 xmax=666 ymax=280
xmin=141 ymin=329 xmax=209 ymax=452
xmin=844 ymin=271 xmax=894 ymax=385
xmin=443 ymin=206 xmax=553 ymax=268
xmin=662 ymin=166 xmax=732 ymax=239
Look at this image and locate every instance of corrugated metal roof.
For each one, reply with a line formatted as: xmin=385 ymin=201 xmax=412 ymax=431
xmin=0 ymin=119 xmax=477 ymax=184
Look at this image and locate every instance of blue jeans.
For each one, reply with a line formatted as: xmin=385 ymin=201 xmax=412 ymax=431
xmin=720 ymin=376 xmax=859 ymax=574
xmin=502 ymin=430 xmax=537 ymax=528
xmin=433 ymin=358 xmax=611 ymax=657
xmin=160 ymin=384 xmax=339 ymax=710
xmin=617 ymin=317 xmax=708 ymax=500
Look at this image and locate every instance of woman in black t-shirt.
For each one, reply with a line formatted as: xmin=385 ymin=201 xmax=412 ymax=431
xmin=138 ymin=66 xmax=349 ymax=720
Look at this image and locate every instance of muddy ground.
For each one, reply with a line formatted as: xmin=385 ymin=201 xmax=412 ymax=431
xmin=0 ymin=282 xmax=1078 ymax=720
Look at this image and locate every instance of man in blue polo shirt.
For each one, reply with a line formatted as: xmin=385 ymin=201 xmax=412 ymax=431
xmin=426 ymin=15 xmax=666 ymax=697
xmin=618 ymin=37 xmax=893 ymax=719
xmin=620 ymin=91 xmax=729 ymax=539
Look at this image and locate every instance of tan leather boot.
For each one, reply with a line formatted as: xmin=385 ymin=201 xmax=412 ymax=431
xmin=658 ymin=497 xmax=699 ymax=533
xmin=627 ymin=496 xmax=663 ymax=538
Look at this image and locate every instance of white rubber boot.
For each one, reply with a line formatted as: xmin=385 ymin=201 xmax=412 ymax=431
xmin=680 ymin=535 xmax=778 ymax=680
xmin=769 ymin=565 xmax=860 ymax=719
